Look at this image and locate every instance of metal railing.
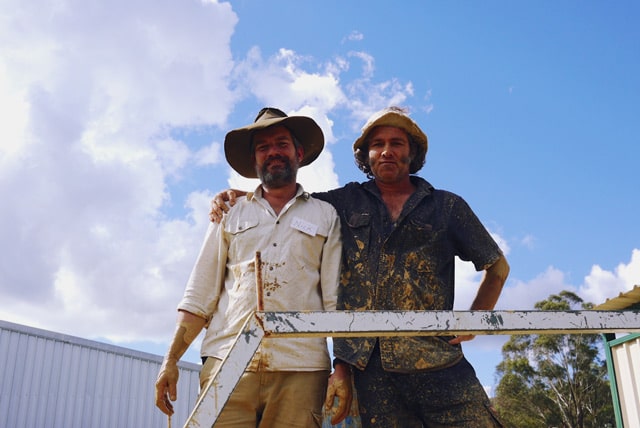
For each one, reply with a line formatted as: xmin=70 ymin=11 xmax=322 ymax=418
xmin=183 ymin=309 xmax=640 ymax=427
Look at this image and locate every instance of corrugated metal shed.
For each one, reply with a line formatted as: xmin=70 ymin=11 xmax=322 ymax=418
xmin=607 ymin=334 xmax=640 ymax=428
xmin=0 ymin=319 xmax=201 ymax=428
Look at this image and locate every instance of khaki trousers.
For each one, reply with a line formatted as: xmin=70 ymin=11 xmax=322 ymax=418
xmin=200 ymin=357 xmax=329 ymax=428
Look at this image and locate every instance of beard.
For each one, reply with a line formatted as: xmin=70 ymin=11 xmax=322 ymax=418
xmin=257 ymin=155 xmax=298 ymax=188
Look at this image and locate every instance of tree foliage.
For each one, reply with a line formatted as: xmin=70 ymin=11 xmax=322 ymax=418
xmin=493 ymin=291 xmax=614 ymax=427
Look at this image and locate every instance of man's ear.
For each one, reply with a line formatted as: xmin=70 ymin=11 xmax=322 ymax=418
xmin=297 ymin=146 xmax=305 ymax=162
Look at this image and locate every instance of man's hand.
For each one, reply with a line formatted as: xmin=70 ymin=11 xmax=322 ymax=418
xmin=448 ymin=334 xmax=475 ymax=345
xmin=209 ymin=190 xmax=241 ymax=223
xmin=155 ymin=358 xmax=179 ymax=416
xmin=324 ymin=362 xmax=353 ymax=425
xmin=154 ymin=311 xmax=206 ymax=415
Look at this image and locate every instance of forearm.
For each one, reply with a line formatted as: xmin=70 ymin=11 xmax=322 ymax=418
xmin=470 ymin=255 xmax=510 ymax=310
xmin=449 ymin=255 xmax=509 ymax=345
xmin=156 ymin=310 xmax=207 ymax=415
xmin=164 ymin=310 xmax=207 ymax=363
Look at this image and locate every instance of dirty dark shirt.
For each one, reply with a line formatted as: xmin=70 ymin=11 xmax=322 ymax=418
xmin=314 ymin=177 xmax=503 ymax=373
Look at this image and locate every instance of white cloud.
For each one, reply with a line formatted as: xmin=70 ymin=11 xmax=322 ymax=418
xmin=581 ymin=248 xmax=640 ymax=305
xmin=235 ymin=47 xmax=347 ymax=114
xmin=296 ymin=150 xmax=340 ymax=192
xmin=0 ymin=65 xmax=30 ymax=162
xmin=520 ymin=234 xmax=536 ymax=249
xmin=348 ymin=51 xmax=375 ymax=79
xmin=9 ymin=0 xmax=617 ymax=363
xmin=453 ymin=258 xmax=485 ymax=310
xmin=195 ymin=141 xmax=224 ymax=167
xmin=154 ymin=137 xmax=192 ymax=178
xmin=227 ymin=170 xmax=261 ymax=193
xmin=0 ymin=0 xmax=238 ymax=341
xmin=342 ymin=30 xmax=364 ymax=44
xmin=497 ymin=248 xmax=640 ymax=310
xmin=498 ymin=266 xmax=571 ymax=310
xmin=227 ymin=44 xmax=416 ymax=191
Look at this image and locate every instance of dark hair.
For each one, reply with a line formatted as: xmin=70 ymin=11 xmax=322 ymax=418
xmin=354 ymin=129 xmax=426 ymax=179
xmin=291 ymin=134 xmax=303 ymax=151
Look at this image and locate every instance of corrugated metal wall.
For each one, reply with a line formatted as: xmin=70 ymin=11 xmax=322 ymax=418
xmin=0 ymin=320 xmax=201 ymax=428
xmin=611 ymin=335 xmax=640 ymax=428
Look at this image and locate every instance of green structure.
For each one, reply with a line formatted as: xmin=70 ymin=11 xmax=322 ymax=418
xmin=597 ymin=286 xmax=640 ymax=428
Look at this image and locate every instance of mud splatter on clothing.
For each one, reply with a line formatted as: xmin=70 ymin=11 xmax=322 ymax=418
xmin=314 ymin=177 xmax=504 ymax=427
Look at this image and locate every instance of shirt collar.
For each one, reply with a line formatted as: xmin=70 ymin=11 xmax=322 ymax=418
xmin=363 ymin=176 xmax=434 ymax=197
xmin=249 ymin=183 xmax=310 ymax=201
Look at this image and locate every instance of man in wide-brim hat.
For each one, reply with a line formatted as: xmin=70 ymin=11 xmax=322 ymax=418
xmin=156 ymin=107 xmax=344 ymax=427
xmin=208 ymin=106 xmax=509 ymax=427
xmin=224 ymin=107 xmax=324 ymax=179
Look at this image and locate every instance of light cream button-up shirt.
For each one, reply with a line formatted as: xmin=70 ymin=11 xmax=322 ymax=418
xmin=178 ymin=184 xmax=342 ymax=371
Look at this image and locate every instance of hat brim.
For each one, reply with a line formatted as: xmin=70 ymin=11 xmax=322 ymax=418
xmin=225 ymin=116 xmax=324 ymax=178
xmin=353 ymin=113 xmax=428 ymax=154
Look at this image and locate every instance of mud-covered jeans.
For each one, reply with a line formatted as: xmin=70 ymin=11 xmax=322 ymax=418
xmin=353 ymin=344 xmax=503 ymax=428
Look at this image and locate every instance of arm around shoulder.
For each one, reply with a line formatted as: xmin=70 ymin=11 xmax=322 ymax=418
xmin=209 ymin=189 xmax=247 ymax=223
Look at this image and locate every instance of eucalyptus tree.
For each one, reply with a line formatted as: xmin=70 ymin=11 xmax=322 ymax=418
xmin=493 ymin=291 xmax=614 ymax=427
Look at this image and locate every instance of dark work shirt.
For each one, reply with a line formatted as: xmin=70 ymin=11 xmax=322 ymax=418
xmin=314 ymin=176 xmax=503 ymax=372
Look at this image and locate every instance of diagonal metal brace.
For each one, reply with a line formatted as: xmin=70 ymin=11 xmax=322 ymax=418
xmin=184 ymin=314 xmax=264 ymax=428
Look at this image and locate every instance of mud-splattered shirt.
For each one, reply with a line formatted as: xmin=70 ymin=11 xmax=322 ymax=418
xmin=179 ymin=184 xmax=342 ymax=371
xmin=314 ymin=177 xmax=502 ymax=373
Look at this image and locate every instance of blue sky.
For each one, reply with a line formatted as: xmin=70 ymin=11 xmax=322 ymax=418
xmin=1 ymin=0 xmax=639 ymax=396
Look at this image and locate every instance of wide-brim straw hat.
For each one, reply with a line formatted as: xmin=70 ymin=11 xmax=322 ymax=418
xmin=224 ymin=107 xmax=324 ymax=178
xmin=353 ymin=107 xmax=428 ymax=155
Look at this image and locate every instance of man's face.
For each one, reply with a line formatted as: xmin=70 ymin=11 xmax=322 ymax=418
xmin=253 ymin=125 xmax=303 ymax=188
xmin=367 ymin=126 xmax=413 ymax=184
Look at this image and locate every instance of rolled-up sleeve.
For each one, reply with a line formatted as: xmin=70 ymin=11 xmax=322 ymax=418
xmin=178 ymin=222 xmax=228 ymax=321
xmin=320 ymin=207 xmax=342 ymax=311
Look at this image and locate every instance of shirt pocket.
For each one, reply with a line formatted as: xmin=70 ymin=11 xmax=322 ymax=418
xmin=224 ymin=219 xmax=259 ymax=235
xmin=311 ymin=221 xmax=330 ymax=239
xmin=224 ymin=219 xmax=261 ymax=268
xmin=345 ymin=212 xmax=371 ymax=251
xmin=286 ymin=218 xmax=331 ymax=268
xmin=399 ymin=218 xmax=439 ymax=250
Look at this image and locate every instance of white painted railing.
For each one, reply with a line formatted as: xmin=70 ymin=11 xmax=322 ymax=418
xmin=183 ymin=310 xmax=640 ymax=427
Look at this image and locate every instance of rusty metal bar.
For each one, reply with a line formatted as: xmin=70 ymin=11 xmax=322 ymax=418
xmin=183 ymin=309 xmax=640 ymax=427
xmin=255 ymin=251 xmax=263 ymax=311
